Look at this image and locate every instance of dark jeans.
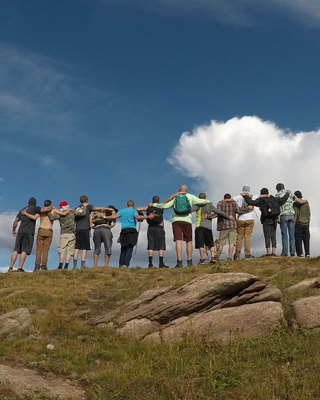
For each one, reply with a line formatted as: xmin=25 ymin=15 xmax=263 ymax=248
xmin=263 ymin=220 xmax=277 ymax=249
xmin=295 ymin=223 xmax=310 ymax=256
xmin=119 ymin=245 xmax=134 ymax=267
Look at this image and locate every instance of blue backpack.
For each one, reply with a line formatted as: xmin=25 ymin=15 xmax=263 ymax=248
xmin=173 ymin=194 xmax=192 ymax=215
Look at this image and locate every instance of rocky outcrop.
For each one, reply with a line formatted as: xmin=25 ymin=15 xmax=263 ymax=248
xmin=0 ymin=308 xmax=32 ymax=338
xmin=0 ymin=364 xmax=86 ymax=400
xmin=90 ymin=273 xmax=284 ymax=343
xmin=292 ymin=295 xmax=320 ymax=328
xmin=287 ymin=277 xmax=320 ymax=292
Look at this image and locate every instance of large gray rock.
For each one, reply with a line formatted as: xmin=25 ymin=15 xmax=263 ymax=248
xmin=287 ymin=278 xmax=320 ymax=292
xmin=0 ymin=308 xmax=32 ymax=337
xmin=292 ymin=295 xmax=320 ymax=328
xmin=0 ymin=364 xmax=86 ymax=400
xmin=144 ymin=301 xmax=284 ymax=343
xmin=91 ymin=273 xmax=283 ymax=343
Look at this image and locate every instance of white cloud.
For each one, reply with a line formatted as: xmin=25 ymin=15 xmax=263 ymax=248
xmin=103 ymin=0 xmax=320 ymax=26
xmin=168 ymin=116 xmax=320 ymax=257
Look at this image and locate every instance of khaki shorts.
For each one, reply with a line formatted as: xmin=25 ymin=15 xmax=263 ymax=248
xmin=58 ymin=233 xmax=75 ymax=255
xmin=217 ymin=228 xmax=237 ymax=246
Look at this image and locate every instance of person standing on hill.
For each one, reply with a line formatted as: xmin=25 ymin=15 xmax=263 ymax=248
xmin=105 ymin=200 xmax=155 ymax=268
xmin=275 ymin=183 xmax=308 ymax=257
xmin=136 ymin=196 xmax=169 ymax=269
xmin=294 ymin=191 xmax=311 ymax=258
xmin=8 ymin=197 xmax=52 ymax=272
xmin=243 ymin=188 xmax=289 ymax=256
xmin=21 ymin=199 xmax=55 ymax=271
xmin=152 ymin=185 xmax=211 ymax=268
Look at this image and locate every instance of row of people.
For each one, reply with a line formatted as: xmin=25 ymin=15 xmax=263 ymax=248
xmin=7 ymin=183 xmax=311 ymax=271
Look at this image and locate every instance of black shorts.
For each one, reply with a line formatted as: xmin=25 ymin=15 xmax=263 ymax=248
xmin=195 ymin=227 xmax=214 ymax=249
xmin=147 ymin=226 xmax=166 ymax=251
xmin=75 ymin=229 xmax=91 ymax=250
xmin=14 ymin=232 xmax=35 ymax=255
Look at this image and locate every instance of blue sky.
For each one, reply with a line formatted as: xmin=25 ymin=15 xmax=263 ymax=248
xmin=0 ymin=0 xmax=320 ymax=270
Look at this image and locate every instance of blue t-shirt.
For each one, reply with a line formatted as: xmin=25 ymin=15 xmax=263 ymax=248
xmin=118 ymin=208 xmax=137 ymax=229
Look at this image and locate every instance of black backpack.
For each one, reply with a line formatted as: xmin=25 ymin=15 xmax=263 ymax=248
xmin=147 ymin=206 xmax=163 ymax=225
xmin=261 ymin=197 xmax=280 ymax=218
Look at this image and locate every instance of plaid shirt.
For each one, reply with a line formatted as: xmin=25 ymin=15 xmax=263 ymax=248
xmin=216 ymin=200 xmax=249 ymax=231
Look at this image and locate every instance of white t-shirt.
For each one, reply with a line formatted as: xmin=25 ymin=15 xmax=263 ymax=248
xmin=233 ymin=194 xmax=258 ymax=221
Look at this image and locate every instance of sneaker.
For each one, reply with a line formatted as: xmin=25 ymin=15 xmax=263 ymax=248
xmin=174 ymin=264 xmax=183 ymax=268
xmin=299 ymin=254 xmax=304 ymax=258
xmin=7 ymin=267 xmax=13 ymax=272
xmin=245 ymin=254 xmax=255 ymax=260
xmin=17 ymin=268 xmax=25 ymax=272
xmin=119 ymin=265 xmax=128 ymax=268
xmin=159 ymin=264 xmax=169 ymax=268
xmin=210 ymin=257 xmax=217 ymax=264
xmin=148 ymin=264 xmax=154 ymax=268
xmin=306 ymin=255 xmax=310 ymax=258
xmin=198 ymin=259 xmax=205 ymax=265
xmin=41 ymin=265 xmax=48 ymax=271
xmin=271 ymin=253 xmax=277 ymax=257
xmin=64 ymin=266 xmax=68 ymax=270
xmin=57 ymin=266 xmax=62 ymax=270
xmin=233 ymin=255 xmax=239 ymax=260
xmin=226 ymin=257 xmax=232 ymax=262
xmin=33 ymin=265 xmax=40 ymax=272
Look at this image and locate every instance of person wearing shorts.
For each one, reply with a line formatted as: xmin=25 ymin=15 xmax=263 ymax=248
xmin=8 ymin=197 xmax=52 ymax=272
xmin=152 ymin=185 xmax=210 ymax=268
xmin=49 ymin=201 xmax=86 ymax=270
xmin=73 ymin=195 xmax=109 ymax=269
xmin=90 ymin=207 xmax=117 ymax=267
xmin=215 ymin=194 xmax=250 ymax=261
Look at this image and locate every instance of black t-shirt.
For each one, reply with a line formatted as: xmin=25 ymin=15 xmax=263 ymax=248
xmin=75 ymin=204 xmax=94 ymax=230
xmin=17 ymin=205 xmax=41 ymax=234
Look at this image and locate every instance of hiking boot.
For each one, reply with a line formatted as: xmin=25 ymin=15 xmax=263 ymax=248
xmin=64 ymin=266 xmax=68 ymax=270
xmin=174 ymin=264 xmax=183 ymax=268
xmin=17 ymin=268 xmax=25 ymax=272
xmin=159 ymin=264 xmax=169 ymax=268
xmin=245 ymin=254 xmax=255 ymax=260
xmin=57 ymin=266 xmax=63 ymax=269
xmin=72 ymin=266 xmax=78 ymax=270
xmin=41 ymin=265 xmax=48 ymax=271
xmin=33 ymin=265 xmax=40 ymax=272
xmin=148 ymin=264 xmax=154 ymax=268
xmin=187 ymin=259 xmax=193 ymax=267
xmin=226 ymin=257 xmax=232 ymax=262
xmin=209 ymin=257 xmax=217 ymax=264
xmin=119 ymin=265 xmax=128 ymax=268
xmin=271 ymin=253 xmax=277 ymax=257
xmin=233 ymin=255 xmax=239 ymax=260
xmin=198 ymin=259 xmax=205 ymax=265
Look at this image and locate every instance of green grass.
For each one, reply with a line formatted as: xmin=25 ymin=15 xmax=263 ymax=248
xmin=1 ymin=258 xmax=320 ymax=399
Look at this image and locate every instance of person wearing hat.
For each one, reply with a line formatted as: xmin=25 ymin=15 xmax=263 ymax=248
xmin=49 ymin=201 xmax=87 ymax=270
xmin=21 ymin=199 xmax=55 ymax=271
xmin=8 ymin=198 xmax=53 ymax=272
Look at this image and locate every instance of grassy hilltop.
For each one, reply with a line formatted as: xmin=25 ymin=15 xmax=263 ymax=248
xmin=1 ymin=257 xmax=320 ymax=400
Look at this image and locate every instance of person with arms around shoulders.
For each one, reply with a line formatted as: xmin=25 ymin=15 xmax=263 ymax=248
xmin=152 ymin=185 xmax=211 ymax=268
xmin=105 ymin=200 xmax=155 ymax=268
xmin=193 ymin=193 xmax=229 ymax=265
xmin=49 ymin=201 xmax=86 ymax=270
xmin=90 ymin=206 xmax=117 ymax=267
xmin=243 ymin=188 xmax=289 ymax=257
xmin=136 ymin=196 xmax=169 ymax=268
xmin=215 ymin=194 xmax=251 ymax=262
xmin=294 ymin=190 xmax=311 ymax=258
xmin=275 ymin=183 xmax=308 ymax=257
xmin=8 ymin=197 xmax=52 ymax=272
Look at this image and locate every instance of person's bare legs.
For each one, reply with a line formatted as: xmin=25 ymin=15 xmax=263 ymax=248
xmin=199 ymin=247 xmax=205 ymax=260
xmin=216 ymin=245 xmax=223 ymax=260
xmin=175 ymin=240 xmax=183 ymax=260
xmin=227 ymin=244 xmax=235 ymax=260
xmin=104 ymin=254 xmax=110 ymax=266
xmin=81 ymin=250 xmax=87 ymax=262
xmin=93 ymin=253 xmax=99 ymax=267
xmin=9 ymin=251 xmax=19 ymax=269
xmin=18 ymin=252 xmax=27 ymax=269
xmin=186 ymin=241 xmax=193 ymax=260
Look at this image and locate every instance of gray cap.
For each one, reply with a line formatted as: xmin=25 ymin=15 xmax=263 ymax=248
xmin=242 ymin=185 xmax=250 ymax=192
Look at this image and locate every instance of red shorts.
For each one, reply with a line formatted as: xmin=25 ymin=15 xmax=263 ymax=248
xmin=172 ymin=221 xmax=192 ymax=242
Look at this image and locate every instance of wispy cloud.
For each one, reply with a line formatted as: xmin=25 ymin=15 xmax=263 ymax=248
xmin=0 ymin=42 xmax=116 ymax=142
xmin=104 ymin=0 xmax=320 ymax=26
